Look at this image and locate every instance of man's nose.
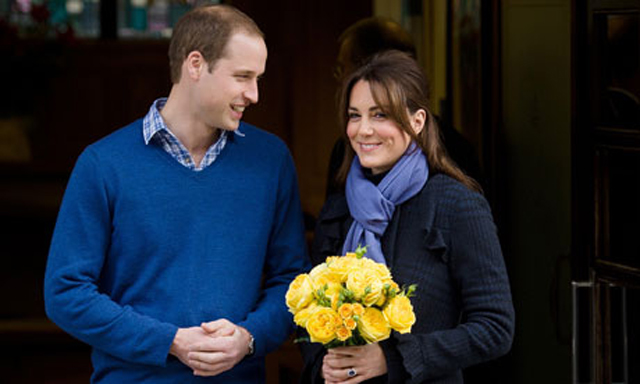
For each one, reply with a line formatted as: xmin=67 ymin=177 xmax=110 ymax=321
xmin=244 ymin=80 xmax=259 ymax=104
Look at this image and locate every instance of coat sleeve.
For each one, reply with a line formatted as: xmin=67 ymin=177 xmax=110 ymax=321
xmin=298 ymin=328 xmax=327 ymax=384
xmin=379 ymin=337 xmax=411 ymax=383
xmin=395 ymin=191 xmax=515 ymax=382
xmin=44 ymin=148 xmax=178 ymax=366
xmin=238 ymin=149 xmax=310 ymax=357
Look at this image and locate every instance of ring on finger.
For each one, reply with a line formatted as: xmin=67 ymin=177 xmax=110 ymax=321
xmin=347 ymin=367 xmax=357 ymax=378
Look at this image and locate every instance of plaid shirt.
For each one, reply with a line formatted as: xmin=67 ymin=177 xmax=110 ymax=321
xmin=142 ymin=98 xmax=243 ymax=171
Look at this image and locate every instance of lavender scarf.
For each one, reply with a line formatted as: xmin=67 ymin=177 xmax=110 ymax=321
xmin=342 ymin=143 xmax=429 ymax=264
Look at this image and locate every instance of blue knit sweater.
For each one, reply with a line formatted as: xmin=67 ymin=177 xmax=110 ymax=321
xmin=44 ymin=120 xmax=309 ymax=383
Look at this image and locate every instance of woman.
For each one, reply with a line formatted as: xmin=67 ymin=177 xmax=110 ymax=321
xmin=300 ymin=51 xmax=514 ymax=383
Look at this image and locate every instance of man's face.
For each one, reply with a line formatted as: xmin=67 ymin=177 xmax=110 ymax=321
xmin=195 ymin=32 xmax=267 ymax=131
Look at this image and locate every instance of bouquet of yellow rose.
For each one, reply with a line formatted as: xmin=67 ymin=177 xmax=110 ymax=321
xmin=285 ymin=246 xmax=416 ymax=348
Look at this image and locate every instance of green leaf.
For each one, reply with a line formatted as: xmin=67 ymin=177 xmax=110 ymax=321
xmin=405 ymin=284 xmax=418 ymax=298
xmin=341 ymin=288 xmax=356 ymax=303
xmin=315 ymin=284 xmax=334 ymax=307
xmin=355 ymin=244 xmax=368 ymax=259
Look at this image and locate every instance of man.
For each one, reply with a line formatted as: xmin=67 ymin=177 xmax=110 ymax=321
xmin=44 ymin=5 xmax=308 ymax=383
xmin=325 ymin=17 xmax=483 ymax=197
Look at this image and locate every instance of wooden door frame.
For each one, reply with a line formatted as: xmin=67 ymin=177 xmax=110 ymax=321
xmin=573 ymin=1 xmax=640 ymax=382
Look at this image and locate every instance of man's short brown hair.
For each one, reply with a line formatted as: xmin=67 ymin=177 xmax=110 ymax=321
xmin=168 ymin=4 xmax=264 ymax=84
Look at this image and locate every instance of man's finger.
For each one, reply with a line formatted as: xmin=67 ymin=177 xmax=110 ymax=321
xmin=188 ymin=351 xmax=226 ymax=365
xmin=190 ymin=332 xmax=236 ymax=353
xmin=192 ymin=362 xmax=229 ymax=377
xmin=189 ymin=356 xmax=234 ymax=377
xmin=201 ymin=319 xmax=233 ymax=334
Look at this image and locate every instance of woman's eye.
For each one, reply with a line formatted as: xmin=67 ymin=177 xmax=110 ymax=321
xmin=373 ymin=112 xmax=387 ymax=119
xmin=348 ymin=113 xmax=360 ymax=120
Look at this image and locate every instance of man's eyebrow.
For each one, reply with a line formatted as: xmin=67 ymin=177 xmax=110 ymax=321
xmin=234 ymin=69 xmax=253 ymax=74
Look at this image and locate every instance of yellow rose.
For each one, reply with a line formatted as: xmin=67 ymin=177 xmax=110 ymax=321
xmin=377 ymin=280 xmax=401 ymax=307
xmin=309 ymin=263 xmax=328 ymax=279
xmin=324 ymin=255 xmax=343 ymax=266
xmin=343 ymin=317 xmax=357 ymax=330
xmin=309 ymin=263 xmax=341 ymax=288
xmin=306 ymin=307 xmax=342 ymax=344
xmin=352 ymin=303 xmax=365 ymax=316
xmin=338 ymin=303 xmax=353 ymax=319
xmin=383 ymin=295 xmax=416 ymax=334
xmin=358 ymin=307 xmax=391 ymax=343
xmin=330 ymin=293 xmax=341 ymax=310
xmin=346 ymin=268 xmax=384 ymax=306
xmin=386 ymin=281 xmax=400 ymax=295
xmin=293 ymin=302 xmax=319 ymax=327
xmin=336 ymin=325 xmax=352 ymax=341
xmin=285 ymin=274 xmax=314 ymax=314
xmin=360 ymin=258 xmax=392 ymax=281
xmin=375 ymin=292 xmax=387 ymax=307
xmin=373 ymin=263 xmax=393 ymax=281
xmin=326 ymin=256 xmax=361 ymax=282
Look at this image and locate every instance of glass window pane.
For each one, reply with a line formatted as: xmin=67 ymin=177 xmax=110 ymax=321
xmin=117 ymin=0 xmax=219 ymax=39
xmin=1 ymin=0 xmax=10 ymax=16
xmin=599 ymin=13 xmax=640 ymax=128
xmin=2 ymin=0 xmax=100 ymax=38
xmin=606 ymin=149 xmax=640 ymax=269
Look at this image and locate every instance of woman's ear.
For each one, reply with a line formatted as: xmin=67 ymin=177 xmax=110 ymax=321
xmin=185 ymin=51 xmax=205 ymax=80
xmin=411 ymin=109 xmax=427 ymax=135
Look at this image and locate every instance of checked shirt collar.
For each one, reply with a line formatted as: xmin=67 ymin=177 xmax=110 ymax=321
xmin=142 ymin=98 xmax=244 ymax=171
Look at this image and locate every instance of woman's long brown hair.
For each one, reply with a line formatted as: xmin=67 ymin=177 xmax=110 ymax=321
xmin=336 ymin=50 xmax=481 ymax=193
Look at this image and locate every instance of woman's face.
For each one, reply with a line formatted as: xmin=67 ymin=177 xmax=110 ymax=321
xmin=346 ymin=80 xmax=422 ymax=175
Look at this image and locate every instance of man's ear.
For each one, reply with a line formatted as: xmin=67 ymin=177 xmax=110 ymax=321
xmin=411 ymin=109 xmax=427 ymax=135
xmin=185 ymin=51 xmax=206 ymax=80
